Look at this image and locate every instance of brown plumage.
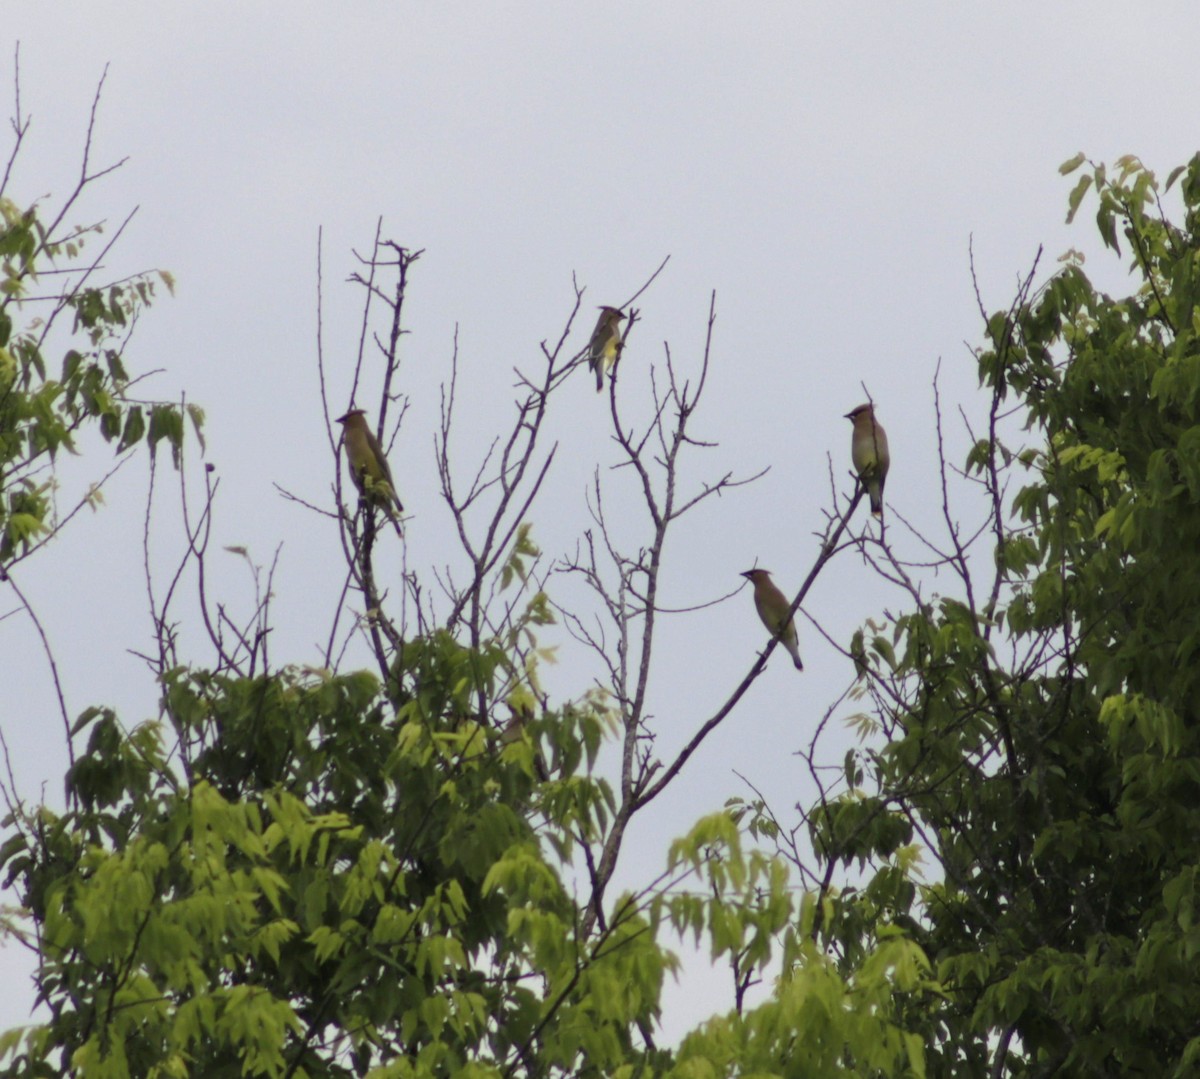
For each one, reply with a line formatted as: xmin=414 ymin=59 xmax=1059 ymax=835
xmin=741 ymin=569 xmax=803 ymax=671
xmin=587 ymin=306 xmax=626 ymax=393
xmin=846 ymin=403 xmax=889 ymax=517
xmin=337 ymin=409 xmax=404 ymax=521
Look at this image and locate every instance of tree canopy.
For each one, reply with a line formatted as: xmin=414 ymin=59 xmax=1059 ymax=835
xmin=4 ymin=75 xmax=1200 ymax=1078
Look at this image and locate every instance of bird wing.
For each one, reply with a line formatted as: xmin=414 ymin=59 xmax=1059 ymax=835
xmin=363 ymin=427 xmax=395 ymax=487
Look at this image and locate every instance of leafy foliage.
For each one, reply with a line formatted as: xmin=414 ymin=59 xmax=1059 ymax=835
xmin=0 ymin=184 xmax=198 ymax=570
xmin=828 ymin=152 xmax=1200 ymax=1076
xmin=6 ymin=645 xmax=641 ymax=1077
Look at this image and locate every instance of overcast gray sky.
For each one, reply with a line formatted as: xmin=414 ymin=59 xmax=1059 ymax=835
xmin=3 ymin=1 xmax=1198 ymax=1042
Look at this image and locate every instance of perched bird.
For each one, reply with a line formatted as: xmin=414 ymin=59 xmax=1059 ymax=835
xmin=586 ymin=306 xmax=626 ymax=393
xmin=337 ymin=409 xmax=404 ymax=522
xmin=741 ymin=569 xmax=804 ymax=671
xmin=846 ymin=403 xmax=889 ymax=517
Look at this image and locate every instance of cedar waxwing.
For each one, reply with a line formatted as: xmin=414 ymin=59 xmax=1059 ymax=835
xmin=846 ymin=403 xmax=889 ymax=517
xmin=741 ymin=569 xmax=804 ymax=671
xmin=337 ymin=409 xmax=404 ymax=521
xmin=587 ymin=306 xmax=626 ymax=393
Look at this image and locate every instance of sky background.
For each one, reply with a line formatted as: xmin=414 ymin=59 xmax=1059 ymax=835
xmin=3 ymin=1 xmax=1198 ymax=1045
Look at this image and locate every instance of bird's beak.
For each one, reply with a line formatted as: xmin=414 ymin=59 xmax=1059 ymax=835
xmin=739 ymin=571 xmax=753 ymax=580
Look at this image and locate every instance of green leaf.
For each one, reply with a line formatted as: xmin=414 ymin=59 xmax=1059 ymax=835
xmin=1065 ymin=172 xmax=1093 ymax=224
xmin=1059 ymin=151 xmax=1086 ymax=175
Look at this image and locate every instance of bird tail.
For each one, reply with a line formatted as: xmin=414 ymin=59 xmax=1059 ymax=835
xmin=868 ymin=480 xmax=883 ymax=517
xmin=377 ymin=485 xmax=405 ymax=532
